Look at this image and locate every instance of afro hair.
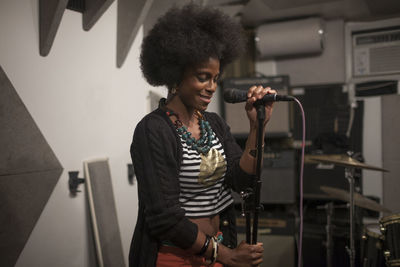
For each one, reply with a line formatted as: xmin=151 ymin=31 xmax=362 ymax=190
xmin=140 ymin=3 xmax=246 ymax=89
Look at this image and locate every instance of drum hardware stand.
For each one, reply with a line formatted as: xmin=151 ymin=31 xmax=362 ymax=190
xmin=318 ymin=202 xmax=335 ymax=267
xmin=317 ymin=202 xmax=349 ymax=267
xmin=240 ymin=101 xmax=265 ymax=245
xmin=345 ymin=163 xmax=356 ymax=267
xmin=309 ymin=152 xmax=390 ymax=267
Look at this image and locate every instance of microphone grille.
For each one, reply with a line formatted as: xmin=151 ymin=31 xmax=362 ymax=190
xmin=223 ymin=88 xmax=246 ymax=103
xmin=223 ymin=89 xmax=235 ymax=103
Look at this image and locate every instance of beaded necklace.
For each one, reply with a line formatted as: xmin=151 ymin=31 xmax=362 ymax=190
xmin=166 ymin=109 xmax=215 ymax=155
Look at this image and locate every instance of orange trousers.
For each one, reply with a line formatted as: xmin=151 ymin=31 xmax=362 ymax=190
xmin=156 ymin=245 xmax=223 ymax=267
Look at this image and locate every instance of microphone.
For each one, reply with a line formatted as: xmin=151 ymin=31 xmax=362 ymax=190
xmin=223 ymin=88 xmax=295 ymax=104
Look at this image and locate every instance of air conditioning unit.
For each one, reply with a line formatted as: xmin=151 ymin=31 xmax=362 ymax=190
xmin=353 ymin=27 xmax=400 ymax=77
xmin=346 ymin=18 xmax=400 ymax=78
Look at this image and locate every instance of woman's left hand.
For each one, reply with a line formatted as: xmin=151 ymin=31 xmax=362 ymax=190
xmin=245 ymin=85 xmax=276 ymax=128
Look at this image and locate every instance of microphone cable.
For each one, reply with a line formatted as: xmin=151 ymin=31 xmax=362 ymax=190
xmin=294 ymin=97 xmax=306 ymax=267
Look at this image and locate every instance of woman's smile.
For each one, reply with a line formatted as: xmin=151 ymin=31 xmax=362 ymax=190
xmin=199 ymin=94 xmax=212 ymax=104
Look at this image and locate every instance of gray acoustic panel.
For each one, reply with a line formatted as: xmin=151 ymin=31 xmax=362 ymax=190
xmin=0 ymin=170 xmax=62 ymax=267
xmin=84 ymin=159 xmax=125 ymax=267
xmin=116 ymin=0 xmax=154 ymax=67
xmin=39 ymin=0 xmax=69 ymax=56
xmin=0 ymin=66 xmax=63 ymax=267
xmin=142 ymin=0 xmax=187 ymax=37
xmin=0 ymin=69 xmax=62 ymax=175
xmin=83 ymin=0 xmax=115 ymax=31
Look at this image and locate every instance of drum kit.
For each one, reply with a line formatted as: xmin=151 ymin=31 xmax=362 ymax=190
xmin=308 ymin=154 xmax=399 ymax=267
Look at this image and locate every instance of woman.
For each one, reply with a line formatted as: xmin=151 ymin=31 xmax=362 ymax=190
xmin=130 ymin=4 xmax=276 ymax=267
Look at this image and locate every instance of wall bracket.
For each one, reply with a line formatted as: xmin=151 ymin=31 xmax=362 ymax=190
xmin=68 ymin=171 xmax=85 ymax=195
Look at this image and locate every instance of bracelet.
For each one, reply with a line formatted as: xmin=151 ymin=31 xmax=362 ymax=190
xmin=205 ymin=236 xmax=218 ymax=265
xmin=213 ymin=237 xmax=219 ymax=265
xmin=196 ymin=235 xmax=211 ymax=256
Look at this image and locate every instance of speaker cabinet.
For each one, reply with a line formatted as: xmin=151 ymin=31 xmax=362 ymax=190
xmin=261 ymin=150 xmax=296 ymax=204
xmin=232 ymin=149 xmax=296 ymax=204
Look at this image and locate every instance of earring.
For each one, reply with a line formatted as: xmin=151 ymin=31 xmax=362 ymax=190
xmin=170 ymin=87 xmax=177 ymax=95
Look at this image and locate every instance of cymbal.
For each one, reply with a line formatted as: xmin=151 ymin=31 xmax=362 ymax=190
xmin=307 ymin=154 xmax=389 ymax=172
xmin=320 ymin=186 xmax=392 ymax=213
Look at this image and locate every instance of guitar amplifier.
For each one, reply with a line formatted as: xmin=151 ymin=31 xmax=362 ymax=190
xmin=232 ymin=148 xmax=296 ymax=204
xmin=236 ymin=213 xmax=295 ymax=236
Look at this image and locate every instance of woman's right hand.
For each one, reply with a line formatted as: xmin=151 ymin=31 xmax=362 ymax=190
xmin=220 ymin=240 xmax=264 ymax=266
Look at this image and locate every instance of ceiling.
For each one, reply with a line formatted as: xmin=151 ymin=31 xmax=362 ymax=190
xmin=205 ymin=0 xmax=400 ymax=27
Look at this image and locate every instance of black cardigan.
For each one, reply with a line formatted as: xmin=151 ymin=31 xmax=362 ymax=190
xmin=129 ymin=107 xmax=255 ymax=267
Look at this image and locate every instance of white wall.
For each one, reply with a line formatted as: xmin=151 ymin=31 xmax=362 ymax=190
xmin=0 ymin=1 xmax=173 ymax=266
xmin=255 ymin=60 xmax=276 ymax=76
xmin=361 ymin=98 xmax=383 ymax=200
xmin=0 ymin=1 xmax=221 ymax=266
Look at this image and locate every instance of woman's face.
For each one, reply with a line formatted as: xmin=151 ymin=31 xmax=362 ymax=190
xmin=176 ymin=57 xmax=220 ymax=112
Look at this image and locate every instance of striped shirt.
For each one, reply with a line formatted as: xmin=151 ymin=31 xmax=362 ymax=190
xmin=178 ymin=131 xmax=234 ymax=218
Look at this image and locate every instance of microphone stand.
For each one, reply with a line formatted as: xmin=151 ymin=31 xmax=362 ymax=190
xmin=252 ymin=101 xmax=265 ymax=244
xmin=240 ymin=189 xmax=252 ymax=244
xmin=242 ymin=100 xmax=265 ymax=244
